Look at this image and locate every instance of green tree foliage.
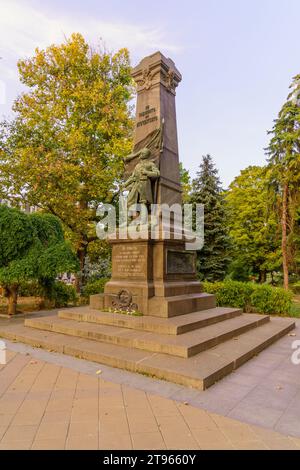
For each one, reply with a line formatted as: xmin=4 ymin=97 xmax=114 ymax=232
xmin=0 ymin=205 xmax=78 ymax=314
xmin=190 ymin=155 xmax=230 ymax=281
xmin=266 ymin=74 xmax=300 ymax=289
xmin=179 ymin=162 xmax=192 ymax=203
xmin=0 ymin=33 xmax=134 ymax=286
xmin=226 ymin=166 xmax=281 ymax=282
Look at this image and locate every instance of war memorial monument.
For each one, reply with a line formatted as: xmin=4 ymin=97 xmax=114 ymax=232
xmin=0 ymin=52 xmax=295 ymax=390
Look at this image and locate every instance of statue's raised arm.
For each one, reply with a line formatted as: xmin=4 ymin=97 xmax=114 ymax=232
xmin=124 ymin=149 xmax=141 ymax=163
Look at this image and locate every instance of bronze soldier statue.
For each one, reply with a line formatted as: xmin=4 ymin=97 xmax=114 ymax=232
xmin=122 ymin=147 xmax=160 ymax=207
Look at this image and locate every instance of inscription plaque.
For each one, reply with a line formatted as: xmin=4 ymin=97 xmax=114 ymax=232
xmin=137 ymin=105 xmax=158 ymax=128
xmin=167 ymin=250 xmax=196 ymax=274
xmin=114 ymin=245 xmax=147 ymax=278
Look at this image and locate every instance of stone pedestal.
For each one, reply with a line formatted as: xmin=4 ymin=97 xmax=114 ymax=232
xmin=101 ymin=238 xmax=204 ymax=317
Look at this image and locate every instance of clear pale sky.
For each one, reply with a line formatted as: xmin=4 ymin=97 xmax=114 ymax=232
xmin=0 ymin=0 xmax=299 ymax=187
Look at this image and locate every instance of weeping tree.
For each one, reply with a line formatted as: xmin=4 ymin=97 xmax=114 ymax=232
xmin=0 ymin=205 xmax=79 ymax=315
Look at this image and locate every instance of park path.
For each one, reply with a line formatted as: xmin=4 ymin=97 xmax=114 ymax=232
xmin=0 ymin=349 xmax=300 ymax=450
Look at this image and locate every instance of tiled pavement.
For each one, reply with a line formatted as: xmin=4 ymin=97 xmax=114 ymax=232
xmin=1 ymin=349 xmax=300 ymax=450
xmin=1 ymin=315 xmax=300 ymax=438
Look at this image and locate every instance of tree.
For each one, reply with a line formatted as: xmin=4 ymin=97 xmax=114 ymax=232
xmin=0 ymin=205 xmax=78 ymax=315
xmin=190 ymin=155 xmax=230 ymax=281
xmin=226 ymin=166 xmax=281 ymax=282
xmin=0 ymin=33 xmax=134 ymax=289
xmin=179 ymin=162 xmax=192 ymax=203
xmin=266 ymin=75 xmax=300 ymax=289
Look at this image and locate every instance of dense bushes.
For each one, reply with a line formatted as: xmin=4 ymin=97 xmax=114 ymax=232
xmin=82 ymin=278 xmax=109 ymax=298
xmin=43 ymin=281 xmax=77 ymax=308
xmin=203 ymin=280 xmax=293 ymax=315
xmin=19 ymin=281 xmax=43 ymax=297
xmin=291 ymin=282 xmax=300 ymax=295
xmin=11 ymin=276 xmax=108 ymax=309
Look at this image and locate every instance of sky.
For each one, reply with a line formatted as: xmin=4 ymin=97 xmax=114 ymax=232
xmin=0 ymin=0 xmax=299 ymax=187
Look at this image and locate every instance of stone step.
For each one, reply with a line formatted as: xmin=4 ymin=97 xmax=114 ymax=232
xmin=153 ymin=281 xmax=202 ymax=297
xmin=147 ymin=293 xmax=216 ymax=317
xmin=0 ymin=317 xmax=294 ymax=389
xmin=58 ymin=306 xmax=242 ymax=335
xmin=25 ymin=313 xmax=269 ymax=358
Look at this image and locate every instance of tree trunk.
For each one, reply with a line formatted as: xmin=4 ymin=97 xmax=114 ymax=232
xmin=270 ymin=271 xmax=275 ymax=286
xmin=262 ymin=269 xmax=267 ymax=283
xmin=282 ymin=182 xmax=289 ymax=290
xmin=7 ymin=286 xmax=18 ymax=315
xmin=75 ymin=245 xmax=87 ymax=293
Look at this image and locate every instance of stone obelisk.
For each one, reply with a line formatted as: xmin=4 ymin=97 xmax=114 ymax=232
xmin=100 ymin=52 xmax=202 ymax=316
xmin=131 ymin=52 xmax=182 ymax=206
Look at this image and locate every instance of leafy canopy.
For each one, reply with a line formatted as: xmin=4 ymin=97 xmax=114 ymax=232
xmin=0 ymin=205 xmax=78 ymax=287
xmin=226 ymin=165 xmax=281 ymax=277
xmin=0 ymin=33 xmax=134 ymax=259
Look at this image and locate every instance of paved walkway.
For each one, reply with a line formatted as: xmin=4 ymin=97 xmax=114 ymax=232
xmin=2 ymin=314 xmax=300 ymax=438
xmin=1 ymin=349 xmax=300 ymax=450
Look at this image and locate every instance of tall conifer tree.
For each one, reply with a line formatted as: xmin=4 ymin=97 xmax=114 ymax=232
xmin=191 ymin=155 xmax=230 ymax=281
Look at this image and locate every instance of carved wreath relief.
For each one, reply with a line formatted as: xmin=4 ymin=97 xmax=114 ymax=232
xmin=112 ymin=289 xmax=138 ymax=312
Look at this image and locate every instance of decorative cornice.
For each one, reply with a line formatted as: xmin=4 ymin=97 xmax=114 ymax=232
xmin=132 ymin=51 xmax=182 ymax=95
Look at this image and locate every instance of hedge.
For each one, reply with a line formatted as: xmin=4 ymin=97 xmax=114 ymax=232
xmin=203 ymin=280 xmax=293 ymax=315
xmin=82 ymin=278 xmax=109 ymax=298
xmin=47 ymin=281 xmax=77 ymax=308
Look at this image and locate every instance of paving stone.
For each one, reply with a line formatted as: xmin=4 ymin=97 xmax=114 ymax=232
xmin=228 ymin=401 xmax=284 ymax=429
xmin=131 ymin=432 xmax=166 ymax=450
xmin=177 ymin=404 xmax=218 ymax=430
xmin=35 ymin=421 xmax=69 ymax=440
xmin=0 ymin=439 xmax=32 ymax=450
xmin=0 ymin=414 xmax=14 ymax=426
xmin=68 ymin=421 xmax=98 ymax=438
xmin=99 ymin=432 xmax=132 ymax=450
xmin=148 ymin=394 xmax=180 ymax=417
xmin=2 ymin=424 xmax=38 ymax=442
xmin=211 ymin=415 xmax=258 ymax=443
xmin=261 ymin=438 xmax=300 ymax=450
xmin=1 ymin=344 xmax=299 ymax=450
xmin=237 ymin=384 xmax=298 ymax=412
xmin=65 ymin=436 xmax=98 ymax=450
xmin=11 ymin=412 xmax=44 ymax=426
xmin=42 ymin=411 xmax=71 ymax=423
xmin=191 ymin=428 xmax=233 ymax=450
xmin=160 ymin=428 xmax=199 ymax=450
xmin=275 ymin=408 xmax=300 ymax=437
xmin=233 ymin=440 xmax=269 ymax=450
xmin=99 ymin=414 xmax=130 ymax=434
xmin=31 ymin=438 xmax=66 ymax=450
xmin=127 ymin=415 xmax=158 ymax=434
